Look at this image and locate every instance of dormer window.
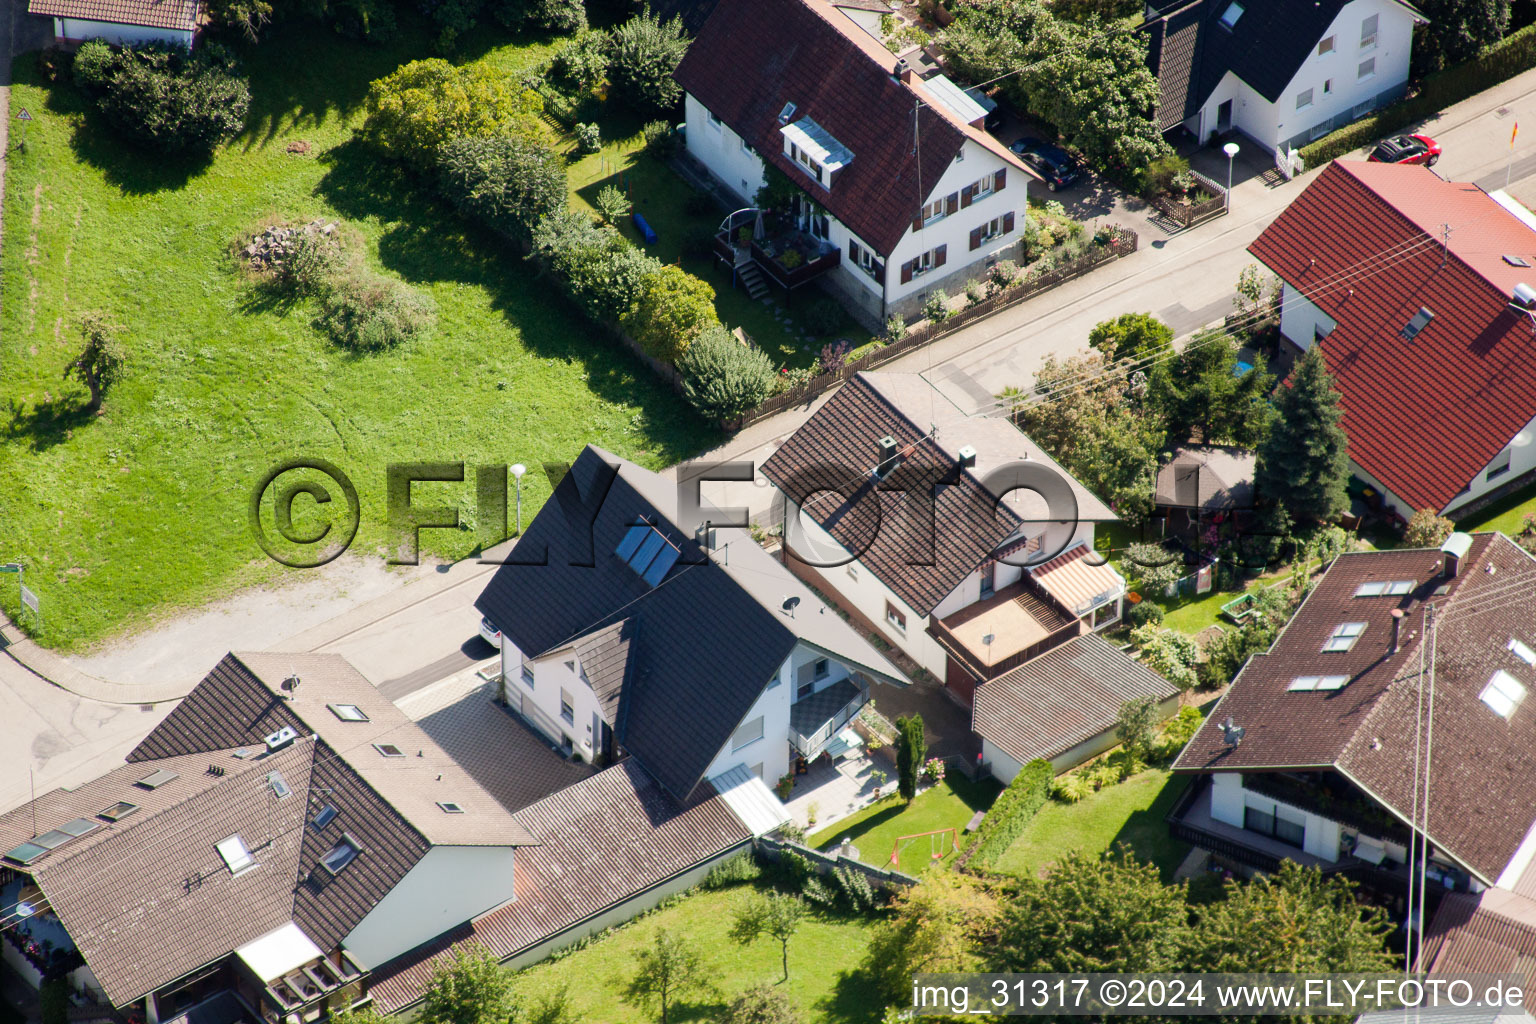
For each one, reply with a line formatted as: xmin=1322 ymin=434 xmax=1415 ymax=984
xmin=1323 ymin=622 xmax=1366 ymax=652
xmin=780 ymin=116 xmax=852 ymax=190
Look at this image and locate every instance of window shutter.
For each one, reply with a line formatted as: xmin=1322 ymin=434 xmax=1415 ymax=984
xmin=1003 ymin=211 xmax=1015 ymax=234
xmin=969 ymin=227 xmax=983 ymax=252
xmin=995 ymin=168 xmax=1006 ymax=191
xmin=960 ymin=185 xmax=974 ymax=209
xmin=945 ymin=192 xmax=959 ymax=215
xmin=797 ymin=661 xmax=817 ymax=686
xmin=876 ymin=261 xmax=886 ymax=284
xmin=849 ymin=239 xmax=859 ymax=261
xmin=935 ymin=244 xmax=947 ymax=268
xmin=912 ymin=213 xmax=924 ymax=232
xmin=900 ymin=260 xmax=914 ymax=284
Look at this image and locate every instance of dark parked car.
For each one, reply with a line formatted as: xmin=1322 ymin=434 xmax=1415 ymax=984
xmin=1008 ymin=136 xmax=1081 ymax=191
xmin=1367 ymin=133 xmax=1441 ymax=166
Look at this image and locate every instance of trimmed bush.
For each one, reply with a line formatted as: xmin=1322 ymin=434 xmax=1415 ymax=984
xmin=318 ymin=269 xmax=437 ymax=351
xmin=642 ymin=119 xmax=678 ymax=157
xmin=362 ymin=58 xmax=546 ymax=171
xmin=73 ymin=41 xmax=250 ymax=153
xmin=437 ymin=133 xmax=566 ymax=241
xmin=677 ymin=326 xmax=775 ymax=422
xmin=622 ymin=265 xmax=720 ymax=363
xmin=968 ymin=758 xmax=1053 ymax=870
xmin=532 ymin=210 xmax=663 ymax=322
xmin=1301 ymin=23 xmax=1536 ymax=167
xmin=1126 ymin=599 xmax=1164 ymax=628
xmin=703 ymin=851 xmax=762 ymax=889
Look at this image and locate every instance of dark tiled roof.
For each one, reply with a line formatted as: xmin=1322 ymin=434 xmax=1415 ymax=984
xmin=27 ymin=0 xmax=197 ymax=32
xmin=1249 ymin=162 xmax=1536 ymax=512
xmin=1176 ymin=534 xmax=1536 ymax=882
xmin=475 ymin=446 xmax=905 ymax=801
xmin=648 ymin=0 xmax=718 ymax=32
xmin=673 ymin=0 xmax=1030 ymax=255
xmin=567 ymin=618 xmax=635 ymax=723
xmin=1142 ymin=0 xmax=1359 ymax=127
xmin=1154 ymin=444 xmax=1257 ymax=511
xmin=760 ymin=372 xmax=1114 ymax=617
xmin=127 ymin=654 xmax=304 ymax=763
xmin=364 ymin=761 xmax=752 ymax=1014
xmin=973 ymin=633 xmax=1180 ymax=765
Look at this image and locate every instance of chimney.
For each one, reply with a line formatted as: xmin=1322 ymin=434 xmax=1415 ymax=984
xmin=875 ymin=435 xmax=903 ymax=478
xmin=1390 ymin=608 xmax=1404 ymax=654
xmin=957 ymin=444 xmax=977 ymax=470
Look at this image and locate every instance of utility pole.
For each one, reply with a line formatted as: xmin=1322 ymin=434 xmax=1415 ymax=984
xmin=1440 ymin=223 xmax=1452 ymax=269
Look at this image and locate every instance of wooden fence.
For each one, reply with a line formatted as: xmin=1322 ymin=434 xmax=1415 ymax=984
xmin=727 ymin=226 xmax=1139 ymax=431
xmin=1147 ymin=171 xmax=1228 ymax=230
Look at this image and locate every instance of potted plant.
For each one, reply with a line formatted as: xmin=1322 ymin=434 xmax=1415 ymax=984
xmin=774 ymin=773 xmax=794 ymax=800
xmin=778 ymin=248 xmax=805 ymax=270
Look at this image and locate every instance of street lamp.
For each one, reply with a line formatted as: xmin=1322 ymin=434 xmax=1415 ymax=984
xmin=511 ymin=464 xmax=527 ymax=536
xmin=1223 ymin=141 xmax=1241 ymax=209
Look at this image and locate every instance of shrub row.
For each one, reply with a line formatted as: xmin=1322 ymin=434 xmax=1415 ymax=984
xmin=964 ymin=758 xmax=1053 ymax=871
xmin=1301 ymin=23 xmax=1536 ymax=167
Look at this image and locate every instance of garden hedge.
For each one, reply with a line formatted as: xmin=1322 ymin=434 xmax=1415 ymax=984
xmin=965 ymin=758 xmax=1053 ymax=871
xmin=1301 ymin=24 xmax=1536 ymax=167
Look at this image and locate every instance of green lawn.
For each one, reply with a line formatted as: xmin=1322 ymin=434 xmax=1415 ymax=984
xmin=990 ymin=769 xmax=1192 ymax=881
xmin=807 ymin=774 xmax=1001 ymax=875
xmin=1462 ymin=480 xmax=1536 ymax=536
xmin=0 ymin=24 xmax=718 ymax=649
xmin=508 ymin=881 xmax=885 ymax=1024
xmin=562 ymin=110 xmax=867 ymax=371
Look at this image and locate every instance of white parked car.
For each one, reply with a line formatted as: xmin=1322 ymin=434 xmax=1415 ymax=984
xmin=478 ymin=617 xmax=502 ymax=649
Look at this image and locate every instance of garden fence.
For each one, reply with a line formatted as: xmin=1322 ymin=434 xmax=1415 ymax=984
xmin=727 ymin=226 xmax=1139 ymax=431
xmin=1147 ymin=171 xmax=1228 ymax=230
xmin=755 ymin=836 xmax=920 ymax=889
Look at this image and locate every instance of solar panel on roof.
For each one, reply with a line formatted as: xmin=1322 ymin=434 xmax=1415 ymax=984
xmin=615 ymin=521 xmax=649 ymax=561
xmin=4 ymin=842 xmax=48 ymax=866
xmin=629 ymin=531 xmax=666 ymax=573
xmin=641 ymin=544 xmax=681 ymax=586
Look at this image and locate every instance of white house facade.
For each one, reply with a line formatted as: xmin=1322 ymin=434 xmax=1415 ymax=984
xmin=29 ymin=0 xmax=200 ymax=48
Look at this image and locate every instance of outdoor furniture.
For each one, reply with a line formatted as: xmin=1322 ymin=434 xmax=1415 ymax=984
xmin=632 ymin=212 xmax=657 ymax=245
xmin=823 ymin=727 xmax=864 ymax=761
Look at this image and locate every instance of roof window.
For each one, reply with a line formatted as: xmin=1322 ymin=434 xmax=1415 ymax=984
xmin=321 ymin=834 xmax=362 ymax=875
xmin=216 ymin=834 xmax=256 ymax=874
xmin=1505 ymin=255 xmax=1531 ymax=267
xmin=267 ymin=771 xmax=292 ymax=799
xmin=1511 ymin=638 xmax=1536 ymax=666
xmin=98 ymin=801 xmax=140 ymax=822
xmin=1400 ymin=307 xmax=1435 ymax=340
xmin=3 ymin=843 xmax=49 ymax=866
xmin=1218 ymin=1 xmax=1243 ymax=27
xmin=778 ymin=102 xmax=796 ymax=125
xmin=437 ymin=802 xmax=465 ymax=814
xmin=329 ymin=703 xmax=369 ymax=722
xmin=1355 ymin=580 xmax=1413 ymax=597
xmin=1482 ymin=669 xmax=1527 ymax=718
xmin=311 ymin=804 xmax=338 ymax=830
xmin=1323 ymin=622 xmax=1366 ymax=652
xmin=615 ymin=520 xmax=681 ymax=587
xmin=373 ymin=743 xmax=406 ymax=758
xmin=1288 ymin=675 xmax=1351 ymax=691
xmin=136 ymin=767 xmax=180 ymax=790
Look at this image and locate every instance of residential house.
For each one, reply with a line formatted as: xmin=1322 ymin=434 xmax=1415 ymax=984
xmin=972 ymin=632 xmax=1180 ymax=782
xmin=1170 ymin=532 xmax=1536 ymax=908
xmin=0 ymin=649 xmax=769 ymax=1022
xmin=760 ymin=371 xmax=1125 ymax=707
xmin=28 ymin=0 xmax=198 ymax=47
xmin=1249 ymin=161 xmax=1536 ymax=522
xmin=672 ymin=0 xmax=1039 ymax=328
xmin=1153 ymin=443 xmax=1257 ymax=526
xmin=1142 ymin=0 xmax=1421 ymax=153
xmin=474 ymin=444 xmax=909 ymax=801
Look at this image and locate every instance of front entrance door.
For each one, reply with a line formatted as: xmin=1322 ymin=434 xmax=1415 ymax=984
xmin=1216 ymin=99 xmax=1233 ymax=133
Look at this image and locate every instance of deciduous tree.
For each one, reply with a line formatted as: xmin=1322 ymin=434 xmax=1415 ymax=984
xmin=1254 ymin=345 xmax=1349 ymax=527
xmin=1148 ymin=330 xmax=1273 ymax=447
xmin=1404 ymin=508 xmax=1455 ymax=548
xmin=1088 ymin=312 xmax=1173 ymax=364
xmin=65 ymin=313 xmax=126 ymax=414
xmin=419 ymin=946 xmax=516 ymax=1024
xmin=363 ymin=59 xmax=547 ymax=171
xmin=1413 ymin=0 xmax=1510 ymax=74
xmin=729 ymin=891 xmax=807 ymax=981
xmin=607 ymin=13 xmax=690 ymax=116
xmin=622 ymin=266 xmax=721 ymax=363
xmin=625 ymin=929 xmax=703 ymax=1024
xmin=861 ymin=873 xmax=1001 ymax=1006
xmin=437 ymin=133 xmax=567 ymax=241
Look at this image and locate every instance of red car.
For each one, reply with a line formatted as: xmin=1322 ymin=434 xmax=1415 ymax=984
xmin=1368 ymin=133 xmax=1441 ymax=166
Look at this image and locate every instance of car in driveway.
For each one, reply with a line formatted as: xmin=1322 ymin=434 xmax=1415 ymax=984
xmin=1009 ymin=136 xmax=1081 ymax=191
xmin=1367 ymin=133 xmax=1440 ymax=166
xmin=478 ymin=616 xmax=502 ymax=649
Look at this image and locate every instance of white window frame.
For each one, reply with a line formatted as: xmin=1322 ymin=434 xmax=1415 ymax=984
xmin=521 ymin=662 xmax=535 ymax=688
xmin=1482 ymin=669 xmax=1527 ymax=718
xmin=1488 ymin=449 xmax=1513 ymax=480
xmin=1318 ymin=35 xmax=1335 ymax=55
xmin=912 ymin=250 xmax=935 ymax=278
xmin=974 ymin=171 xmax=997 ymax=198
xmin=1296 ymin=88 xmax=1314 ymax=111
xmin=216 ymin=834 xmax=255 ymax=874
xmin=321 ymin=834 xmax=361 ymax=875
xmin=731 ymin=715 xmax=765 ymax=751
xmin=1324 ymin=622 xmax=1367 ymax=652
xmin=560 ymin=687 xmax=575 ymax=725
xmin=1360 ymin=14 xmax=1378 ymax=49
xmin=885 ymin=600 xmax=908 ymax=633
xmin=978 ymin=215 xmax=1005 ymax=244
xmin=707 ymin=109 xmax=723 ymax=131
xmin=1358 ymin=57 xmax=1376 ymax=80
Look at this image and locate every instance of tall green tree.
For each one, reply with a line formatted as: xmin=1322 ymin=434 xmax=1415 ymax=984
xmin=861 ymin=873 xmax=1001 ymax=1006
xmin=993 ymin=848 xmax=1192 ymax=972
xmin=1412 ymin=0 xmax=1510 ymax=75
xmin=729 ymin=892 xmax=807 ymax=981
xmin=419 ymin=946 xmax=517 ymax=1024
xmin=895 ymin=714 xmax=927 ymax=803
xmin=1189 ymin=862 xmax=1395 ymax=972
xmin=1088 ymin=312 xmax=1174 ymax=364
xmin=1254 ymin=345 xmax=1349 ymax=527
xmin=1148 ymin=330 xmax=1273 ymax=446
xmin=625 ymin=929 xmax=704 ymax=1024
xmin=607 ymin=13 xmax=690 ymax=116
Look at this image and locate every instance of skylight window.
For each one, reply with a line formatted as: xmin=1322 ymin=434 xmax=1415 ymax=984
xmin=267 ymin=771 xmax=292 ymax=800
xmin=328 ymin=703 xmax=369 ymax=722
xmin=1482 ymin=669 xmax=1527 ymax=718
xmin=614 ymin=520 xmax=681 ymax=587
xmin=216 ymin=834 xmax=255 ymax=874
xmin=60 ymin=818 xmax=98 ymax=838
xmin=1510 ymin=638 xmax=1536 ymax=666
xmin=4 ymin=843 xmax=48 ymax=866
xmin=98 ymin=802 xmax=140 ymax=822
xmin=1289 ymin=675 xmax=1351 ymax=691
xmin=437 ymin=802 xmax=465 ymax=814
xmin=1323 ymin=622 xmax=1366 ymax=652
xmin=321 ymin=834 xmax=362 ymax=875
xmin=311 ymin=805 xmax=338 ymax=830
xmin=1354 ymin=580 xmax=1414 ymax=597
xmin=373 ymin=743 xmax=405 ymax=758
xmin=777 ymin=101 xmax=796 ymax=125
xmin=1400 ymin=307 xmax=1435 ymax=340
xmin=1219 ymin=0 xmax=1243 ymax=27
xmin=136 ymin=768 xmax=179 ymax=790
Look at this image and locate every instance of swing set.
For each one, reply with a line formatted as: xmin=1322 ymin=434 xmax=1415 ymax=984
xmin=889 ymin=827 xmax=961 ymax=867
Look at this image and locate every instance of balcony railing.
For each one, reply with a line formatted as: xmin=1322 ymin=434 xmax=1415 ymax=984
xmin=929 ymin=576 xmax=1081 ymax=683
xmin=790 ymin=678 xmax=868 ymax=759
xmin=712 ymin=208 xmax=842 ymax=291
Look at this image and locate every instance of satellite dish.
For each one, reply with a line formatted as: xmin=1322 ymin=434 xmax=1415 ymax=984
xmin=1220 ymin=716 xmax=1245 ymax=749
xmin=782 ymin=596 xmax=801 ymax=617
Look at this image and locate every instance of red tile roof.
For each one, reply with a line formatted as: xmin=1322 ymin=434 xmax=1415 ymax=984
xmin=27 ymin=0 xmax=198 ymax=32
xmin=1248 ymin=161 xmax=1536 ymax=513
xmin=673 ymin=0 xmax=1032 ymax=256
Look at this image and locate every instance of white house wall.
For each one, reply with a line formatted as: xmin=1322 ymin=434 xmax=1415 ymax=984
xmin=344 ymin=846 xmax=518 ymax=968
xmin=1443 ymin=409 xmax=1536 ymax=517
xmin=1277 ymin=282 xmax=1337 ymax=355
xmin=684 ymin=94 xmax=767 ymax=207
xmin=499 ymin=637 xmax=604 ymax=759
xmin=928 ymin=519 xmax=1096 ymax=621
xmin=55 ymin=17 xmax=192 ymax=46
xmin=982 ymin=739 xmax=1025 ymax=785
xmin=1210 ymin=774 xmax=1343 ymax=863
xmin=1271 ymin=0 xmax=1415 ymax=150
xmin=704 ymin=657 xmax=791 ymax=784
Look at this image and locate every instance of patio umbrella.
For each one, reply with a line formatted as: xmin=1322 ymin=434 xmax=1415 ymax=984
xmin=753 ymin=209 xmax=766 ymax=241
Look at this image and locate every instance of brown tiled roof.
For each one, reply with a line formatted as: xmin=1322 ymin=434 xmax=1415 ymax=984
xmin=1176 ymin=534 xmax=1536 ymax=882
xmin=760 ymin=372 xmax=1115 ymax=617
xmin=1153 ymin=444 xmax=1256 ymax=511
xmin=27 ymin=0 xmax=197 ymax=30
xmin=673 ymin=0 xmax=1031 ymax=256
xmin=365 ymin=760 xmax=752 ymax=1013
xmin=973 ymin=633 xmax=1179 ymax=765
xmin=1423 ymin=889 xmax=1536 ymax=985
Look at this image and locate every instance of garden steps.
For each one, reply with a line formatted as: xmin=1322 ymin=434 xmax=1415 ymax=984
xmin=737 ymin=260 xmax=770 ymax=300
